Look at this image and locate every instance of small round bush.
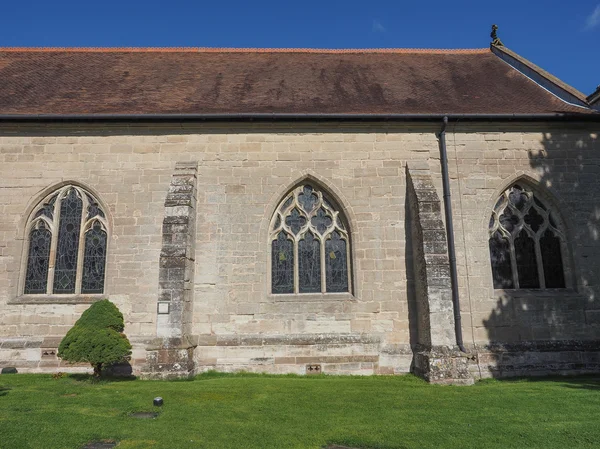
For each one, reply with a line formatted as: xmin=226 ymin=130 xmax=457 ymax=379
xmin=58 ymin=300 xmax=131 ymax=377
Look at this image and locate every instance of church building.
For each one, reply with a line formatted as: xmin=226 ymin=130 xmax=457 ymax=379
xmin=0 ymin=37 xmax=599 ymax=383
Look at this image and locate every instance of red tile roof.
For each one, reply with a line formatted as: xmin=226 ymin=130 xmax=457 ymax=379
xmin=0 ymin=47 xmax=595 ymax=117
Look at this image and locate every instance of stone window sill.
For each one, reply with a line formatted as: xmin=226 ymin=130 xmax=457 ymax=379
xmin=9 ymin=294 xmax=106 ymax=305
xmin=270 ymin=292 xmax=356 ymax=302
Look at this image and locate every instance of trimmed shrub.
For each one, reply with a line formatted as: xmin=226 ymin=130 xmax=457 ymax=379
xmin=72 ymin=299 xmax=125 ymax=332
xmin=58 ymin=300 xmax=131 ymax=377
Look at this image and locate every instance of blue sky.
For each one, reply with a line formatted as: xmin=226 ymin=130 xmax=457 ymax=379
xmin=2 ymin=0 xmax=599 ymax=94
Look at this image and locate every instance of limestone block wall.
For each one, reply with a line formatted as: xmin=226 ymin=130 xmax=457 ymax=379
xmin=0 ymin=122 xmax=598 ymax=378
xmin=444 ymin=125 xmax=600 ymax=377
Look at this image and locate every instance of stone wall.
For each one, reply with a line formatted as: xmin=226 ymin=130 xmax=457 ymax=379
xmin=0 ymin=122 xmax=598 ymax=379
xmin=442 ymin=127 xmax=600 ymax=377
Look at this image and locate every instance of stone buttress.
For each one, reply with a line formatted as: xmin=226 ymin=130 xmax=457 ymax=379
xmin=406 ymin=163 xmax=472 ymax=385
xmin=143 ymin=161 xmax=198 ymax=378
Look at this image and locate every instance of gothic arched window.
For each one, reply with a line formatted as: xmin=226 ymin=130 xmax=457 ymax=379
xmin=488 ymin=184 xmax=567 ymax=290
xmin=23 ymin=185 xmax=108 ymax=295
xmin=270 ymin=184 xmax=351 ymax=294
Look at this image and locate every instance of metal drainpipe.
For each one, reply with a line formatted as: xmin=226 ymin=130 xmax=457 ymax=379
xmin=438 ymin=116 xmax=467 ymax=352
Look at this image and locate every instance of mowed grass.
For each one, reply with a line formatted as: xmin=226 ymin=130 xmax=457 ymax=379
xmin=0 ymin=372 xmax=599 ymax=449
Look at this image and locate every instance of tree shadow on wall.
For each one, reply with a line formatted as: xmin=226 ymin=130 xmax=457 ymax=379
xmin=482 ymin=130 xmax=600 ymax=378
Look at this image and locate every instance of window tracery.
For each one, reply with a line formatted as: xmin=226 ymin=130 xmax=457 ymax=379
xmin=270 ymin=184 xmax=351 ymax=294
xmin=24 ymin=185 xmax=108 ymax=295
xmin=488 ymin=184 xmax=566 ymax=289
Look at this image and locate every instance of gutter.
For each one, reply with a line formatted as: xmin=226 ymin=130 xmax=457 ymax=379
xmin=0 ymin=112 xmax=599 ymax=123
xmin=438 ymin=116 xmax=467 ymax=353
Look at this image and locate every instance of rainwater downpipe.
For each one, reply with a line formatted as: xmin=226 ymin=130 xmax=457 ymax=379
xmin=438 ymin=116 xmax=467 ymax=353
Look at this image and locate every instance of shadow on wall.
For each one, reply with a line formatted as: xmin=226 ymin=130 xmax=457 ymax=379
xmin=482 ymin=131 xmax=600 ymax=377
xmin=405 ymin=191 xmax=418 ymax=352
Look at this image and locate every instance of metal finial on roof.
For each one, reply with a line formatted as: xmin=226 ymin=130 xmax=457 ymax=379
xmin=491 ymin=24 xmax=504 ymax=46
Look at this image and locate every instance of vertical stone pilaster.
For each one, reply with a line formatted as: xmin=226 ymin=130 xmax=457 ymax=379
xmin=144 ymin=161 xmax=198 ymax=378
xmin=406 ymin=163 xmax=472 ymax=385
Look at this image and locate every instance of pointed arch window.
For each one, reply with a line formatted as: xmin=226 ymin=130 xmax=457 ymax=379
xmin=23 ymin=185 xmax=108 ymax=295
xmin=270 ymin=184 xmax=351 ymax=294
xmin=488 ymin=184 xmax=567 ymax=290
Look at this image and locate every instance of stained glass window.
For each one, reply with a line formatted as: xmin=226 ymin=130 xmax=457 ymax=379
xmin=325 ymin=231 xmax=348 ymax=293
xmin=488 ymin=184 xmax=566 ymax=289
xmin=514 ymin=230 xmax=539 ymax=289
xmin=82 ymin=222 xmax=108 ymax=294
xmin=53 ymin=189 xmax=83 ymax=294
xmin=540 ymin=230 xmax=565 ymax=288
xmin=270 ymin=183 xmax=351 ymax=294
xmin=311 ymin=208 xmax=332 ymax=235
xmin=299 ymin=232 xmax=321 ymax=293
xmin=24 ymin=222 xmax=52 ymax=294
xmin=23 ymin=185 xmax=108 ymax=296
xmin=489 ymin=231 xmax=513 ymax=289
xmin=272 ymin=232 xmax=294 ymax=294
xmin=286 ymin=208 xmax=306 ymax=235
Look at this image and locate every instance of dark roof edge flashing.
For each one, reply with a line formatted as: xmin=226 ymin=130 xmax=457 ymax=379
xmin=588 ymin=88 xmax=600 ymax=110
xmin=491 ymin=45 xmax=590 ymax=108
xmin=0 ymin=113 xmax=599 ymax=123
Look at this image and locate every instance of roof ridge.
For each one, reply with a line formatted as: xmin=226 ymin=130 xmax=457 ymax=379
xmin=0 ymin=47 xmax=490 ymax=54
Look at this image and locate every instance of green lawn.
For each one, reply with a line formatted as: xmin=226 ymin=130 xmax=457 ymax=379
xmin=0 ymin=372 xmax=599 ymax=449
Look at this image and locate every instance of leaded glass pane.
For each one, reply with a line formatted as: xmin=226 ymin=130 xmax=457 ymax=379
xmin=53 ymin=189 xmax=82 ymax=294
xmin=273 ymin=215 xmax=281 ymax=229
xmin=81 ymin=222 xmax=107 ymax=294
xmin=285 ymin=208 xmax=306 ymax=235
xmin=325 ymin=232 xmax=348 ymax=293
xmin=540 ymin=230 xmax=565 ymax=288
xmin=323 ymin=197 xmax=334 ymax=210
xmin=272 ymin=232 xmax=294 ymax=294
xmin=298 ymin=185 xmax=318 ymax=214
xmin=24 ymin=223 xmax=52 ymax=294
xmin=524 ymin=207 xmax=544 ymax=233
xmin=281 ymin=196 xmax=293 ymax=213
xmin=514 ymin=230 xmax=539 ymax=288
xmin=34 ymin=196 xmax=56 ymax=220
xmin=499 ymin=207 xmax=520 ymax=235
xmin=299 ymin=232 xmax=321 ymax=293
xmin=86 ymin=194 xmax=105 ymax=220
xmin=311 ymin=208 xmax=333 ymax=235
xmin=494 ymin=196 xmax=506 ymax=210
xmin=489 ymin=231 xmax=513 ymax=289
xmin=509 ymin=185 xmax=528 ymax=210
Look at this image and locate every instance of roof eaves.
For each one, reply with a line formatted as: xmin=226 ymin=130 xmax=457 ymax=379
xmin=0 ymin=47 xmax=490 ymax=54
xmin=0 ymin=112 xmax=599 ymax=123
xmin=491 ymin=45 xmax=589 ymax=106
